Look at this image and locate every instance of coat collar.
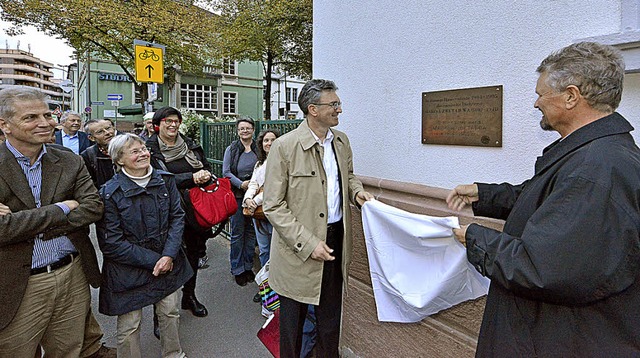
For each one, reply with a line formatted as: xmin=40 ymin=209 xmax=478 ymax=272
xmin=113 ymin=169 xmax=166 ymax=197
xmin=298 ymin=119 xmax=344 ymax=151
xmin=534 ymin=112 xmax=633 ymax=174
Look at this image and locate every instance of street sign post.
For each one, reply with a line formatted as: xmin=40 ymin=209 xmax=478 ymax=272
xmin=107 ymin=94 xmax=124 ymax=101
xmin=134 ymin=40 xmax=165 ymax=84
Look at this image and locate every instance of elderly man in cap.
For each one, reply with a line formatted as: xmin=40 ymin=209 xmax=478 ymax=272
xmin=139 ymin=112 xmax=155 ymax=141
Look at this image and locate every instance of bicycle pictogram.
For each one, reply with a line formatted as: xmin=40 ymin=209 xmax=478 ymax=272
xmin=138 ymin=49 xmax=160 ymax=61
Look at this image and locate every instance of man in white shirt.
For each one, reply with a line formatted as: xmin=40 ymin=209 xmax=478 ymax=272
xmin=264 ymin=79 xmax=373 ymax=357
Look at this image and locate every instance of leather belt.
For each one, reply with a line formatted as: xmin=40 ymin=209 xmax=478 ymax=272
xmin=31 ymin=252 xmax=79 ymax=275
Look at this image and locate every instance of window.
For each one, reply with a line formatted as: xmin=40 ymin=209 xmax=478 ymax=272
xmin=223 ymin=92 xmax=237 ymax=115
xmin=286 ymin=87 xmax=298 ymax=103
xmin=223 ymin=59 xmax=236 ymax=75
xmin=180 ymin=83 xmax=218 ymax=111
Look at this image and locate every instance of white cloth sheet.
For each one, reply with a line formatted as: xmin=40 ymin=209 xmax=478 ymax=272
xmin=361 ymin=200 xmax=490 ymax=323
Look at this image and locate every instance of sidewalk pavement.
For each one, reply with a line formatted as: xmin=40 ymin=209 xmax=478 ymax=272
xmin=90 ymin=229 xmax=272 ymax=357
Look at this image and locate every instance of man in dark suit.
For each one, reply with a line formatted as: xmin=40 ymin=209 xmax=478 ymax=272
xmin=0 ymin=87 xmax=104 ymax=357
xmin=55 ymin=110 xmax=92 ymax=154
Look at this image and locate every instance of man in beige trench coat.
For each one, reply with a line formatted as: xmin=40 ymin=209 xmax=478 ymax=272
xmin=264 ymin=79 xmax=374 ymax=358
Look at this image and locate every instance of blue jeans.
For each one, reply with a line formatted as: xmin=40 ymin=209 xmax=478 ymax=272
xmin=229 ymin=197 xmax=257 ymax=276
xmin=301 ymin=305 xmax=317 ymax=358
xmin=253 ymin=219 xmax=272 ymax=267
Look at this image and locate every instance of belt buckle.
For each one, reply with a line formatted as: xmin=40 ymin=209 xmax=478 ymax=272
xmin=47 ymin=264 xmax=54 ymax=274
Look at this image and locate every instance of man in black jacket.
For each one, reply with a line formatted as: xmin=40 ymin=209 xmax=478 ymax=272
xmin=447 ymin=42 xmax=640 ymax=356
xmin=81 ymin=118 xmax=117 ymax=189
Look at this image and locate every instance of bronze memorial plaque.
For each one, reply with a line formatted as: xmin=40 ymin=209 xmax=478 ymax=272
xmin=422 ymin=85 xmax=503 ymax=147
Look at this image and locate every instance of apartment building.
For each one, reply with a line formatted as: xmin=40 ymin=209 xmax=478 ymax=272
xmin=0 ymin=49 xmax=70 ymax=110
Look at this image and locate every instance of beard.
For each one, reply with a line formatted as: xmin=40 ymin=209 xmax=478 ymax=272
xmin=539 ymin=115 xmax=553 ymax=131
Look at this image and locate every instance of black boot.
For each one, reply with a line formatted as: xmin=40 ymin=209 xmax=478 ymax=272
xmin=181 ymin=293 xmax=208 ymax=317
xmin=153 ymin=311 xmax=160 ymax=340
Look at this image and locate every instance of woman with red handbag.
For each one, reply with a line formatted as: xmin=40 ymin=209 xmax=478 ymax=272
xmin=146 ymin=106 xmax=212 ymax=318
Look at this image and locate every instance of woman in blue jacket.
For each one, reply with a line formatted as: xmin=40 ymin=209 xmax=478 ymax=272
xmin=97 ymin=133 xmax=192 ymax=358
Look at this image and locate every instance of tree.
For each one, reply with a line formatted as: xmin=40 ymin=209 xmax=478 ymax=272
xmin=0 ymin=0 xmax=219 ymax=102
xmin=211 ymin=0 xmax=312 ymax=119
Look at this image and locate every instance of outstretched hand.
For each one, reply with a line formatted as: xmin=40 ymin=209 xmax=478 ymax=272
xmin=453 ymin=225 xmax=468 ymax=246
xmin=356 ymin=191 xmax=374 ymax=207
xmin=446 ymin=184 xmax=479 ymax=211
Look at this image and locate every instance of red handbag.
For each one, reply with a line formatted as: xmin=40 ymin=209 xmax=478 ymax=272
xmin=187 ymin=177 xmax=238 ymax=229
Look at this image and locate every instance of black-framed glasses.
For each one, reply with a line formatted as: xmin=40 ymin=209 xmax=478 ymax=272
xmin=312 ymin=101 xmax=342 ymax=110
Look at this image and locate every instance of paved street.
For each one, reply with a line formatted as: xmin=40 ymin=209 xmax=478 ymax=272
xmin=90 ymin=228 xmax=272 ymax=357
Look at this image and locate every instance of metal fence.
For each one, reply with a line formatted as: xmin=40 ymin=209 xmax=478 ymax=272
xmin=198 ymin=119 xmax=302 ymax=238
xmin=200 ymin=119 xmax=303 ymax=177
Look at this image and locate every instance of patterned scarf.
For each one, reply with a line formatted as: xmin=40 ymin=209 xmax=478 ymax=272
xmin=158 ymin=134 xmax=203 ymax=169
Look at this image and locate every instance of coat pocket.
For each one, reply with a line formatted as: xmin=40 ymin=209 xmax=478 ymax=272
xmin=106 ymin=265 xmax=155 ymax=293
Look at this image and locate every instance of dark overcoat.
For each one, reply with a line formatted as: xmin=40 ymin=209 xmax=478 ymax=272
xmin=466 ymin=113 xmax=640 ymax=357
xmin=97 ymin=169 xmax=192 ymax=316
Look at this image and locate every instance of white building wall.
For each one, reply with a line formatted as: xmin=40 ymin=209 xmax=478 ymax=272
xmin=267 ymin=74 xmax=305 ymax=120
xmin=314 ymin=0 xmax=640 ymax=188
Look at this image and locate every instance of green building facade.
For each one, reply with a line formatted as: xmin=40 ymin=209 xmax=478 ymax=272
xmin=74 ymin=58 xmax=264 ymax=132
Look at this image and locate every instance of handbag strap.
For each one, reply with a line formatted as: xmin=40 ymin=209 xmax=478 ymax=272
xmin=198 ymin=179 xmax=221 ymax=193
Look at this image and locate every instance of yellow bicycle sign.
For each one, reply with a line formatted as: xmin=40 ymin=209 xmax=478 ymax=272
xmin=134 ymin=43 xmax=164 ymax=83
xmin=138 ymin=49 xmax=160 ymax=61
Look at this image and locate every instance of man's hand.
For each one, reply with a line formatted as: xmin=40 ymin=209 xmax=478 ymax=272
xmin=153 ymin=256 xmax=174 ymax=276
xmin=355 ymin=191 xmax=374 ymax=207
xmin=446 ymin=184 xmax=479 ymax=211
xmin=0 ymin=202 xmax=11 ymax=216
xmin=453 ymin=225 xmax=469 ymax=246
xmin=311 ymin=241 xmax=335 ymax=261
xmin=61 ymin=200 xmax=80 ymax=211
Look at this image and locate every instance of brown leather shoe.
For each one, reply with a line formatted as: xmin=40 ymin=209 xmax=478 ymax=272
xmin=85 ymin=344 xmax=117 ymax=358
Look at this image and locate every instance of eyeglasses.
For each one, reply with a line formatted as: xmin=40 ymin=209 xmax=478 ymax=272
xmin=161 ymin=118 xmax=182 ymax=126
xmin=92 ymin=125 xmax=114 ymax=136
xmin=312 ymin=101 xmax=342 ymax=110
xmin=238 ymin=127 xmax=254 ymax=132
xmin=128 ymin=147 xmax=149 ymax=156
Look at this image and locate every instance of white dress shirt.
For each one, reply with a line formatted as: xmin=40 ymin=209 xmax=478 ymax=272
xmin=310 ymin=128 xmax=341 ymax=224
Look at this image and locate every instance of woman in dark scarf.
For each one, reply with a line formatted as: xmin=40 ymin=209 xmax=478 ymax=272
xmin=146 ymin=106 xmax=211 ymax=318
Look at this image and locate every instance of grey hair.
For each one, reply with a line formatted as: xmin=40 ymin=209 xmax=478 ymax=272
xmin=59 ymin=111 xmax=81 ymax=123
xmin=0 ymin=87 xmax=48 ymax=121
xmin=235 ymin=116 xmax=255 ymax=129
xmin=537 ymin=42 xmax=625 ymax=112
xmin=85 ymin=118 xmax=113 ymax=135
xmin=298 ymin=79 xmax=338 ymax=116
xmin=108 ymin=133 xmax=146 ymax=172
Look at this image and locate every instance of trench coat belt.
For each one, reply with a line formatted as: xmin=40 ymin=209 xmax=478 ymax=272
xmin=31 ymin=252 xmax=79 ymax=275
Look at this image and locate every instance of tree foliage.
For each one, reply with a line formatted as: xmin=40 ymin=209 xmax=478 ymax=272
xmin=0 ymin=0 xmax=220 ymax=99
xmin=210 ymin=0 xmax=312 ymax=119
